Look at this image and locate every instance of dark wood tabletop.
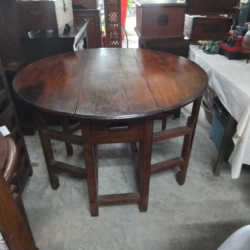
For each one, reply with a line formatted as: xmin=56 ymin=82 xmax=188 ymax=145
xmin=13 ymin=48 xmax=208 ymax=120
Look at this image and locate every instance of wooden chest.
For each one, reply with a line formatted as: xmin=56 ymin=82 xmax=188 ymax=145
xmin=17 ymin=0 xmax=74 ymax=36
xmin=184 ymin=14 xmax=232 ymax=44
xmin=139 ymin=37 xmax=190 ymax=58
xmin=134 ymin=0 xmax=187 ymax=39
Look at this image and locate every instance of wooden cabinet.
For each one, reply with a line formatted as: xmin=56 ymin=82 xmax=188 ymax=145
xmin=21 ymin=20 xmax=88 ymax=64
xmin=17 ymin=0 xmax=74 ymax=37
xmin=73 ymin=9 xmax=102 ymax=48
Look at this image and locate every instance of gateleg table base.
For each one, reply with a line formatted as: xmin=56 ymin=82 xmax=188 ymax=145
xmin=81 ymin=118 xmax=154 ymax=216
xmin=35 ymin=98 xmax=202 ymax=216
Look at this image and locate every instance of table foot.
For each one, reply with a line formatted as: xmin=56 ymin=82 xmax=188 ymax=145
xmin=139 ymin=197 xmax=149 ymax=212
xmin=176 ymin=169 xmax=186 ymax=186
xmin=51 ymin=175 xmax=60 ymax=190
xmin=90 ymin=203 xmax=99 ymax=217
xmin=66 ymin=144 xmax=73 ymax=156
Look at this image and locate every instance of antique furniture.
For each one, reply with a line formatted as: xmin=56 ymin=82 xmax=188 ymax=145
xmin=184 ymin=15 xmax=232 ymax=44
xmin=0 ymin=58 xmax=32 ymax=192
xmin=21 ymin=19 xmax=88 ymax=64
xmin=72 ymin=0 xmax=98 ymax=9
xmin=17 ymin=0 xmax=74 ymax=37
xmin=189 ymin=45 xmax=250 ymax=177
xmin=0 ymin=133 xmax=37 ymax=250
xmin=184 ymin=0 xmax=238 ymax=44
xmin=13 ymin=49 xmax=207 ymax=216
xmin=73 ymin=9 xmax=102 ymax=48
xmin=134 ymin=0 xmax=187 ymax=39
xmin=139 ymin=36 xmax=190 ymax=58
xmin=104 ymin=0 xmax=122 ymax=47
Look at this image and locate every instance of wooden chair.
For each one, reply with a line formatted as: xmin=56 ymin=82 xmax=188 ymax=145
xmin=0 ymin=133 xmax=37 ymax=250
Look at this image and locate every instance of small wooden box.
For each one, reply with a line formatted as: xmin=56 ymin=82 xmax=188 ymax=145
xmin=184 ymin=14 xmax=232 ymax=44
xmin=134 ymin=0 xmax=187 ymax=39
xmin=17 ymin=0 xmax=74 ymax=36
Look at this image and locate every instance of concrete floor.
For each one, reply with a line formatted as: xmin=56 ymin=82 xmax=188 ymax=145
xmin=22 ymin=104 xmax=250 ymax=250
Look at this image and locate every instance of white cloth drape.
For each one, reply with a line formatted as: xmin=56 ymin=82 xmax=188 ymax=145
xmin=189 ymin=45 xmax=250 ymax=178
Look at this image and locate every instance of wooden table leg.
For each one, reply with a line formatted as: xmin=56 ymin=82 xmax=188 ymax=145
xmin=213 ymin=114 xmax=235 ymax=177
xmin=161 ymin=114 xmax=167 ymax=131
xmin=35 ymin=111 xmax=59 ymax=190
xmin=139 ymin=118 xmax=154 ymax=212
xmin=61 ymin=117 xmax=73 ymax=156
xmin=177 ymin=97 xmax=202 ymax=186
xmin=81 ymin=121 xmax=99 ymax=217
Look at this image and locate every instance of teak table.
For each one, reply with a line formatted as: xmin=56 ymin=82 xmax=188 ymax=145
xmin=13 ymin=49 xmax=208 ymax=216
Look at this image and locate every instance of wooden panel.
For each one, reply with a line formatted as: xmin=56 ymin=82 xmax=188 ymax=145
xmin=104 ymin=0 xmax=122 ymax=48
xmin=89 ymin=119 xmax=144 ymax=143
xmin=76 ymin=49 xmax=159 ymax=119
xmin=72 ymin=0 xmax=98 ymax=8
xmin=74 ymin=9 xmax=102 ymax=48
xmin=0 ymin=0 xmax=24 ymax=61
xmin=132 ymin=49 xmax=208 ymax=111
xmin=13 ymin=51 xmax=87 ymax=116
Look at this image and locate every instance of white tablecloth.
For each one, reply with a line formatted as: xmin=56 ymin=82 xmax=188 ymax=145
xmin=189 ymin=45 xmax=250 ymax=178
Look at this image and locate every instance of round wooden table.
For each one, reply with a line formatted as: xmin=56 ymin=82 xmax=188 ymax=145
xmin=14 ymin=49 xmax=208 ymax=216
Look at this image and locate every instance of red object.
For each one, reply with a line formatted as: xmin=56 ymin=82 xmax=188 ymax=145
xmin=220 ymin=33 xmax=244 ymax=52
xmin=102 ymin=34 xmax=107 ymax=47
xmin=121 ymin=0 xmax=128 ymax=40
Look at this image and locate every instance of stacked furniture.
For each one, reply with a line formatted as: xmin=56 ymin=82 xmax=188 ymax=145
xmin=135 ymin=0 xmax=190 ymax=58
xmin=184 ymin=0 xmax=237 ymax=44
xmin=0 ymin=59 xmax=33 ymax=193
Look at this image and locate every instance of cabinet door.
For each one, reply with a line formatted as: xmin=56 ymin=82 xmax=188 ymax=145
xmin=74 ymin=9 xmax=102 ymax=49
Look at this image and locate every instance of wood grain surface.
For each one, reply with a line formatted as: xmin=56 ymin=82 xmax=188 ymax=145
xmin=13 ymin=48 xmax=208 ymax=119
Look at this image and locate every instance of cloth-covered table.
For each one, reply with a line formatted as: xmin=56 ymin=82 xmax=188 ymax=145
xmin=189 ymin=45 xmax=250 ymax=178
